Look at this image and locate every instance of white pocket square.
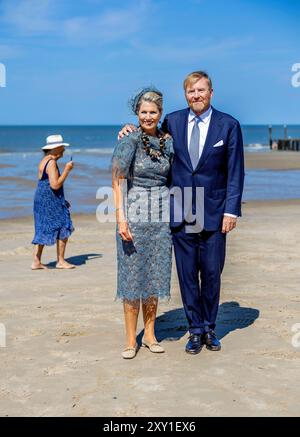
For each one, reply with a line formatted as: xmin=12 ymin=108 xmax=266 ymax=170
xmin=213 ymin=140 xmax=224 ymax=148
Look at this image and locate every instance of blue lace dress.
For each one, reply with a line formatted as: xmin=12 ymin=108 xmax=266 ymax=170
xmin=32 ymin=159 xmax=74 ymax=246
xmin=112 ymin=130 xmax=174 ymax=303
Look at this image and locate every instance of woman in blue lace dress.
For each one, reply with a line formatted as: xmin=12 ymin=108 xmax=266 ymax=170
xmin=31 ymin=134 xmax=75 ymax=270
xmin=112 ymin=88 xmax=173 ymax=359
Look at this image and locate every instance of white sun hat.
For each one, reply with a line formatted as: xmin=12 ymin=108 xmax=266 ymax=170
xmin=42 ymin=134 xmax=70 ymax=150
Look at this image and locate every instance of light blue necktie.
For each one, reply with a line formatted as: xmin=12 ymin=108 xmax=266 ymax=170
xmin=189 ymin=116 xmax=200 ymax=169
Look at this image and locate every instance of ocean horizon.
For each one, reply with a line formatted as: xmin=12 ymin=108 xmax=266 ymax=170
xmin=1 ymin=124 xmax=300 ymax=153
xmin=1 ymin=124 xmax=300 ymax=219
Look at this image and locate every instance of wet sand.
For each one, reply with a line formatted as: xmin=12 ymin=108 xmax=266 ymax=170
xmin=0 ymin=164 xmax=15 ymax=169
xmin=245 ymin=151 xmax=300 ymax=170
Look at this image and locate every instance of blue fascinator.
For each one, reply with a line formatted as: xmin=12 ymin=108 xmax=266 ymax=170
xmin=129 ymin=86 xmax=163 ymax=115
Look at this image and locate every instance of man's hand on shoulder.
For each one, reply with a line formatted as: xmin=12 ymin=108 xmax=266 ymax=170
xmin=118 ymin=124 xmax=137 ymax=140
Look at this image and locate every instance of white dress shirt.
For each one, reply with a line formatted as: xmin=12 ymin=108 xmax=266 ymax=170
xmin=188 ymin=106 xmax=212 ymax=159
xmin=187 ymin=106 xmax=237 ymax=219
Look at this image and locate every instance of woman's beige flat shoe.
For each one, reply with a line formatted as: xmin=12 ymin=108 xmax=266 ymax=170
xmin=121 ymin=344 xmax=138 ymax=359
xmin=141 ymin=338 xmax=165 ymax=353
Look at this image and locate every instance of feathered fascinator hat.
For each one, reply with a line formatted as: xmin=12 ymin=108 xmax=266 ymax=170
xmin=129 ymin=86 xmax=163 ymax=115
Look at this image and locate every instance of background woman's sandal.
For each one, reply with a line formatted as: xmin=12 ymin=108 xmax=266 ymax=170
xmin=56 ymin=263 xmax=75 ymax=269
xmin=31 ymin=264 xmax=48 ymax=270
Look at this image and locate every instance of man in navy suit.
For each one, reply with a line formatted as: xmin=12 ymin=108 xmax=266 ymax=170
xmin=119 ymin=71 xmax=245 ymax=355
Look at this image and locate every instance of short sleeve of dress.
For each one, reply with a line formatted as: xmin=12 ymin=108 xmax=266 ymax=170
xmin=111 ymin=133 xmax=138 ymax=182
xmin=165 ymin=137 xmax=174 ymax=163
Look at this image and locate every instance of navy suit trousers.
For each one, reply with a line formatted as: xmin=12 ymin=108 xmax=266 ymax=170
xmin=172 ymin=226 xmax=226 ymax=334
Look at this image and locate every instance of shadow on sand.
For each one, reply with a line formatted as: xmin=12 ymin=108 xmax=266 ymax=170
xmin=137 ymin=301 xmax=259 ymax=344
xmin=47 ymin=253 xmax=103 ymax=267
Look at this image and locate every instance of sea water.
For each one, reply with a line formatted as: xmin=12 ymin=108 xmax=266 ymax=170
xmin=0 ymin=125 xmax=299 ymax=219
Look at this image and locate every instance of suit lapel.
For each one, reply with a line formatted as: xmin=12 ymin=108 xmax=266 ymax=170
xmin=177 ymin=108 xmax=193 ymax=170
xmin=194 ymin=107 xmax=223 ymax=172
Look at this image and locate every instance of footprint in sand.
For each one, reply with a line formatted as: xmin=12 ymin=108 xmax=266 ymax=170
xmin=0 ymin=246 xmax=32 ymax=256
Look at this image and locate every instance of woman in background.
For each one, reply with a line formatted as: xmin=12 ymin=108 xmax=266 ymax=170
xmin=112 ymin=88 xmax=173 ymax=359
xmin=31 ymin=134 xmax=75 ymax=270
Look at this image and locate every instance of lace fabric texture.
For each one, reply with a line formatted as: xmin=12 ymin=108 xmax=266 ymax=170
xmin=32 ymin=162 xmax=74 ymax=246
xmin=112 ymin=131 xmax=173 ymax=302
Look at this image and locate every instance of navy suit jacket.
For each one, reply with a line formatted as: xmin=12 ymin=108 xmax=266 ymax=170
xmin=162 ymin=106 xmax=245 ymax=231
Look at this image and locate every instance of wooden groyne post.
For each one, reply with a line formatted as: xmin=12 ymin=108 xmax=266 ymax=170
xmin=277 ymin=139 xmax=300 ymax=151
xmin=269 ymin=125 xmax=273 ymax=148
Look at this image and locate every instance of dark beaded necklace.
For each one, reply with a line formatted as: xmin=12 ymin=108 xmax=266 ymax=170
xmin=140 ymin=128 xmax=166 ymax=160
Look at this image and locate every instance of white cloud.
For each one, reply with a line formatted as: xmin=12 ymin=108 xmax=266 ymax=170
xmin=0 ymin=44 xmax=20 ymax=59
xmin=130 ymin=36 xmax=254 ymax=63
xmin=63 ymin=1 xmax=151 ymax=44
xmin=0 ymin=0 xmax=59 ymax=35
xmin=0 ymin=0 xmax=152 ymax=43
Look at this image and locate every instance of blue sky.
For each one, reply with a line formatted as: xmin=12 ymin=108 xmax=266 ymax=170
xmin=0 ymin=0 xmax=299 ymax=124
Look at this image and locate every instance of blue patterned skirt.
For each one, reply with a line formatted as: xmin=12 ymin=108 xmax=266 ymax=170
xmin=32 ymin=179 xmax=74 ymax=246
xmin=116 ymin=186 xmax=172 ymax=303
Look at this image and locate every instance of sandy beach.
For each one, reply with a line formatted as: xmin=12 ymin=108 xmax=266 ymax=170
xmin=245 ymin=151 xmax=300 ymax=170
xmin=0 ymin=152 xmax=300 ymax=417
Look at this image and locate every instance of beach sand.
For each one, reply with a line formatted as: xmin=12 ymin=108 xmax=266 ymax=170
xmin=0 ymin=152 xmax=300 ymax=417
xmin=0 ymin=200 xmax=300 ymax=417
xmin=245 ymin=151 xmax=300 ymax=170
